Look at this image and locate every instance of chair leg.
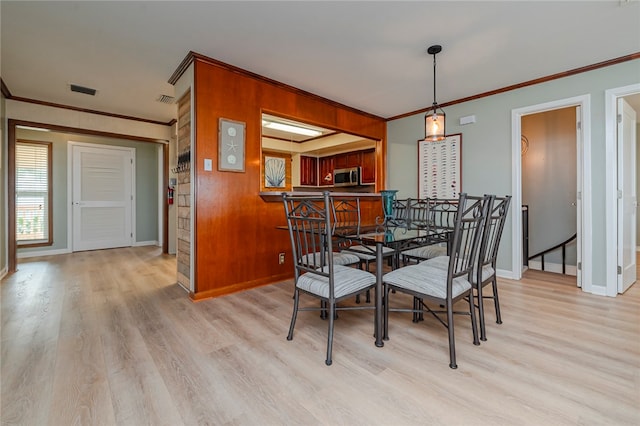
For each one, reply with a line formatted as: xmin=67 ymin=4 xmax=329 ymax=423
xmin=468 ymin=292 xmax=480 ymax=346
xmin=326 ymin=300 xmax=335 ymax=366
xmin=492 ymin=278 xmax=503 ymax=324
xmin=477 ymin=283 xmax=487 ymax=341
xmin=383 ymin=284 xmax=390 ymax=340
xmin=287 ymin=289 xmax=300 ymax=341
xmin=412 ymin=297 xmax=420 ymax=323
xmin=446 ymin=299 xmax=457 ymax=369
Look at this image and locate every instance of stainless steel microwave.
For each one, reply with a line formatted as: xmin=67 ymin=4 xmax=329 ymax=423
xmin=333 ymin=167 xmax=360 ymax=187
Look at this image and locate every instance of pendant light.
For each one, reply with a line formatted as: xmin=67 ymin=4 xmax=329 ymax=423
xmin=424 ymin=44 xmax=446 ymax=141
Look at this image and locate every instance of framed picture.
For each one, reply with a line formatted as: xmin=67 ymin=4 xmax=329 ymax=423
xmin=418 ymin=133 xmax=462 ymax=199
xmin=261 ymin=151 xmax=292 ymax=192
xmin=218 ymin=118 xmax=245 ymax=172
xmin=264 ymin=156 xmax=286 ymax=188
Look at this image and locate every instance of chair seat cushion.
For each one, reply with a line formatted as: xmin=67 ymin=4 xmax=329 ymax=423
xmin=344 ymin=245 xmax=395 ymax=261
xmin=301 ymin=251 xmax=360 ymax=266
xmin=383 ymin=263 xmax=471 ymax=299
xmin=297 ymin=265 xmax=376 ymax=299
xmin=418 ymin=256 xmax=495 ymax=284
xmin=402 ymin=244 xmax=447 ymax=260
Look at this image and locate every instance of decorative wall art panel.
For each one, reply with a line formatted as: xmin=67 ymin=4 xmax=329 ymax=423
xmin=218 ymin=118 xmax=246 ymax=172
xmin=418 ymin=133 xmax=461 ymax=199
xmin=264 ymin=156 xmax=286 ymax=188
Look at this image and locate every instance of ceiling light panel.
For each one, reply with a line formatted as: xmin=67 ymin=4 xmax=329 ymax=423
xmin=264 ymin=122 xmax=322 ymax=137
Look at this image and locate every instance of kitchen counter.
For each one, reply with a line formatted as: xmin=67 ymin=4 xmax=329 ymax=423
xmin=260 ymin=189 xmax=382 ymax=202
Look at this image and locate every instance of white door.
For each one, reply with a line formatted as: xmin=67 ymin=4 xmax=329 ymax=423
xmin=617 ymin=98 xmax=637 ymax=293
xmin=72 ymin=144 xmax=135 ymax=251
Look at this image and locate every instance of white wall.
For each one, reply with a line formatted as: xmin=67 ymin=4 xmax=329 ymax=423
xmin=387 ymin=59 xmax=640 ymax=291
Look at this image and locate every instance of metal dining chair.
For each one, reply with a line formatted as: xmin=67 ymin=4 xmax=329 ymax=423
xmin=282 ymin=192 xmax=377 ymax=366
xmin=417 ymin=195 xmax=512 ymax=341
xmin=383 ymin=193 xmax=492 ymax=369
xmin=332 ymin=197 xmax=395 ymax=303
xmin=401 ymin=197 xmax=458 ymax=265
xmin=473 ymin=195 xmax=511 ymax=340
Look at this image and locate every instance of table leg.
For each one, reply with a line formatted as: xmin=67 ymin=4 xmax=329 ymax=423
xmin=375 ymin=242 xmax=384 ymax=347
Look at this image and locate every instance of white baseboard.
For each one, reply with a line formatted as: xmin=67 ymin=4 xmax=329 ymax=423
xmin=496 ymin=268 xmax=517 ymax=280
xmin=134 ymin=240 xmax=160 ymax=247
xmin=17 ymin=242 xmax=158 ymax=259
xmin=527 ymin=260 xmax=577 ymax=276
xmin=17 ymin=248 xmax=72 ymax=259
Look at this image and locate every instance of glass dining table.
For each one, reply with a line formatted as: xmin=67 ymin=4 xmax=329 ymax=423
xmin=335 ymin=224 xmax=451 ymax=347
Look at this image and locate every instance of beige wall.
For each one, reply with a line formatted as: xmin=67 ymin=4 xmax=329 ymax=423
xmin=6 ymin=100 xmax=171 ymax=141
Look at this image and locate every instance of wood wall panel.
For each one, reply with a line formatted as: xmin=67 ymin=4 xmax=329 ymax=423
xmin=191 ymin=58 xmax=386 ymax=299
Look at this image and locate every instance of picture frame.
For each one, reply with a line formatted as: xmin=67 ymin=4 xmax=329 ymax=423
xmin=218 ymin=118 xmax=246 ymax=172
xmin=261 ymin=151 xmax=292 ymax=192
xmin=418 ymin=133 xmax=462 ymax=199
xmin=264 ymin=156 xmax=286 ymax=188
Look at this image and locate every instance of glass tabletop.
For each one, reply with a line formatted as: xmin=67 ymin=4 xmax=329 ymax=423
xmin=339 ymin=225 xmax=450 ymax=245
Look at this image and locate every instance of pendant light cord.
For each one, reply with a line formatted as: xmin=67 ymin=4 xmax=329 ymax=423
xmin=432 ymin=52 xmax=437 ymax=110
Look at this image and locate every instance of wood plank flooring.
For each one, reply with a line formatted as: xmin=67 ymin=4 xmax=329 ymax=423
xmin=2 ymin=247 xmax=639 ymax=425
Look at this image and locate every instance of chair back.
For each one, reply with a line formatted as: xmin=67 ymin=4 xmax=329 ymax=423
xmin=282 ymin=192 xmax=334 ymax=283
xmin=407 ymin=198 xmax=431 ymax=229
xmin=331 ymin=197 xmax=361 ymax=235
xmin=446 ymin=194 xmax=493 ymax=285
xmin=388 ymin=198 xmax=410 ymax=227
xmin=477 ymin=195 xmax=512 ymax=272
xmin=428 ymin=198 xmax=459 ymax=230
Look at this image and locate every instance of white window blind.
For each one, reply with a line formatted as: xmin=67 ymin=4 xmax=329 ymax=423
xmin=16 ymin=142 xmax=52 ymax=245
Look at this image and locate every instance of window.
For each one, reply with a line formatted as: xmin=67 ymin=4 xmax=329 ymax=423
xmin=16 ymin=141 xmax=52 ymax=246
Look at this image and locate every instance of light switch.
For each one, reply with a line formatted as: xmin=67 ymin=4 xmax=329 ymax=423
xmin=204 ymin=158 xmax=212 ymax=171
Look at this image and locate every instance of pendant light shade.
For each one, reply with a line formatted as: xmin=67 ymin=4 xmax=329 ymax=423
xmin=424 ymin=45 xmax=446 ymax=141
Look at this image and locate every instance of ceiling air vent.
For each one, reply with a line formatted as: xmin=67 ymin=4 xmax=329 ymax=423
xmin=157 ymin=94 xmax=175 ymax=104
xmin=69 ymin=83 xmax=97 ymax=96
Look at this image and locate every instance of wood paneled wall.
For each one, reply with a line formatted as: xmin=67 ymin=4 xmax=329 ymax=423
xmin=190 ymin=57 xmax=386 ymax=299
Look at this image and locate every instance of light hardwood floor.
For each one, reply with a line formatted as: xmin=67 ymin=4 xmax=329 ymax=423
xmin=1 ymin=247 xmax=639 ymax=425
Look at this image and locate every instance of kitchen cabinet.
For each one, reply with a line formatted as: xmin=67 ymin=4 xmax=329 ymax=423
xmin=334 ymin=151 xmax=362 ymax=169
xmin=360 ymin=149 xmax=376 ymax=184
xmin=319 ymin=156 xmax=334 ymax=186
xmin=299 ymin=155 xmax=317 ymax=186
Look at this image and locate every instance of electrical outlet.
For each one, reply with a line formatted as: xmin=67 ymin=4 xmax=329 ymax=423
xmin=278 ymin=253 xmax=285 ymax=264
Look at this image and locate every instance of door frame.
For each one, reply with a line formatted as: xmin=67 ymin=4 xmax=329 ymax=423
xmin=605 ymin=83 xmax=640 ymax=296
xmin=511 ymin=94 xmax=591 ymax=291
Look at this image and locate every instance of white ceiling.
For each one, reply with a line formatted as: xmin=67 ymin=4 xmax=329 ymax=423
xmin=2 ymin=1 xmax=639 ymax=124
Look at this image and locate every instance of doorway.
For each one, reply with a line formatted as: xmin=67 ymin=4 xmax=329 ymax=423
xmin=511 ymin=95 xmax=590 ymax=290
xmin=521 ymin=107 xmax=579 ymax=280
